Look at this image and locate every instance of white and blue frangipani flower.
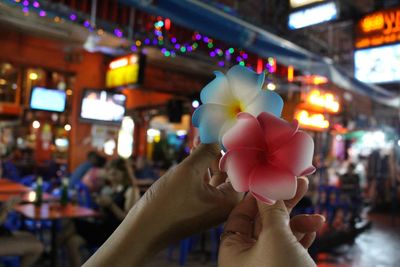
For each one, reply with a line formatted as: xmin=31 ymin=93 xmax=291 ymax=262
xmin=192 ymin=65 xmax=284 ymax=144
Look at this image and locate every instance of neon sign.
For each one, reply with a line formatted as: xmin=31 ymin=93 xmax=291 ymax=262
xmin=295 ymin=109 xmax=329 ymax=130
xmin=356 ymin=7 xmax=400 ymax=48
xmin=306 ymin=89 xmax=340 ymax=113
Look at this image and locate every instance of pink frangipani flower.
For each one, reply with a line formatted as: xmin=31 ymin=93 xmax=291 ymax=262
xmin=219 ymin=112 xmax=316 ymax=204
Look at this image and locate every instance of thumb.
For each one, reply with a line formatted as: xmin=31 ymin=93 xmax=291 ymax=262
xmin=184 ymin=144 xmax=221 ymax=175
xmin=257 ymin=199 xmax=290 ymax=230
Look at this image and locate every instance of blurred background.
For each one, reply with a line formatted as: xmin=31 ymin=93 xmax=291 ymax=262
xmin=0 ymin=0 xmax=399 ymax=266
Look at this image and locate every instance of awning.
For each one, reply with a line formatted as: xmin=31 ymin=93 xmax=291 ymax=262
xmin=119 ymin=0 xmax=400 ymax=108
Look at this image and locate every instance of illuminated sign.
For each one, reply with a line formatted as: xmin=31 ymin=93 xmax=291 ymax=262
xmin=356 ymin=7 xmax=400 ymax=48
xmin=290 ymin=0 xmax=325 ymax=8
xmin=106 ymin=54 xmax=142 ymax=88
xmin=288 ymin=2 xmax=338 ymax=30
xmin=305 ymin=89 xmax=340 ymax=113
xmin=295 ymin=109 xmax=329 ymax=131
xmin=355 ymin=44 xmax=400 ymax=83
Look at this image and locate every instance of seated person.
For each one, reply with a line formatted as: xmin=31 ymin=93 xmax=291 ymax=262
xmin=82 ymin=155 xmax=106 ymax=193
xmin=0 ymin=197 xmax=43 ymax=267
xmin=70 ymin=151 xmax=99 ymax=188
xmin=63 ymin=158 xmax=140 ymax=267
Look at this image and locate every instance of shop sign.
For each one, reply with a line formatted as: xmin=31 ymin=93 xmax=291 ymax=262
xmin=106 ymin=54 xmax=142 ymax=88
xmin=288 ymin=1 xmax=338 ymax=30
xmin=356 ymin=7 xmax=400 ymax=48
xmin=295 ymin=109 xmax=329 ymax=131
xmin=300 ymin=89 xmax=340 ymax=113
xmin=290 ymin=0 xmax=325 ymax=9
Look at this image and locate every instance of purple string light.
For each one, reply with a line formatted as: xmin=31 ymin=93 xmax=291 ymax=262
xmin=210 ymin=51 xmax=216 ymax=57
xmin=22 ymin=0 xmax=29 ymax=7
xmin=174 ymin=44 xmax=180 ymax=49
xmin=33 ymin=1 xmax=39 ymax=8
xmin=195 ymin=33 xmax=201 ymax=40
xmin=70 ymin=14 xmax=77 ymax=21
xmin=39 ymin=10 xmax=46 ymax=17
xmin=144 ymin=38 xmax=150 ymax=45
xmin=218 ymin=61 xmax=225 ymax=67
xmin=171 ymin=37 xmax=177 ymax=43
xmin=83 ymin=21 xmax=90 ymax=28
xmin=152 ymin=39 xmax=158 ymax=45
xmin=114 ymin=28 xmax=123 ymax=38
xmin=22 ymin=7 xmax=29 ymax=12
xmin=203 ymin=36 xmax=209 ymax=43
xmin=131 ymin=45 xmax=137 ymax=52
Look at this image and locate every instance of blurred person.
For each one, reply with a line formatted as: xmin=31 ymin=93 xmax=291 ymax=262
xmin=134 ymin=156 xmax=158 ymax=180
xmin=340 ymin=163 xmax=362 ymax=225
xmin=82 ymin=155 xmax=107 ymax=193
xmin=63 ymin=158 xmax=140 ymax=267
xmin=83 ymin=144 xmax=324 ymax=267
xmin=70 ymin=151 xmax=99 ymax=187
xmin=0 ymin=198 xmax=43 ymax=267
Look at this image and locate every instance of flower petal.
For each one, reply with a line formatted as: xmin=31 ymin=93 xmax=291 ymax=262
xmin=245 ymin=90 xmax=283 ymax=118
xmin=200 ymin=71 xmax=237 ymax=105
xmin=192 ymin=103 xmax=230 ymax=144
xmin=271 ymin=131 xmax=315 ymax=176
xmin=226 ymin=65 xmax=265 ymax=105
xmin=249 ymin=164 xmax=297 ymax=204
xmin=257 ymin=112 xmax=299 ymax=153
xmin=220 ymin=148 xmax=265 ymax=192
xmin=222 ymin=113 xmax=266 ymax=151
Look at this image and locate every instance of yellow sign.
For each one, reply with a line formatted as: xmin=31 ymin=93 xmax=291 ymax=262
xmin=306 ymin=89 xmax=339 ymax=113
xmin=295 ymin=109 xmax=329 ymax=131
xmin=356 ymin=7 xmax=400 ymax=48
xmin=106 ymin=55 xmax=140 ymax=88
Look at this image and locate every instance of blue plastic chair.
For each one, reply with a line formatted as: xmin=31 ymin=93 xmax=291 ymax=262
xmin=75 ymin=182 xmax=95 ymax=208
xmin=0 ymin=256 xmax=20 ymax=267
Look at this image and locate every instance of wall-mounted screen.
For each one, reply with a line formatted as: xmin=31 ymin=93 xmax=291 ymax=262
xmin=30 ymin=87 xmax=66 ymax=112
xmin=355 ymin=44 xmax=400 ymax=84
xmin=288 ymin=1 xmax=338 ymax=29
xmin=80 ymin=89 xmax=126 ymax=123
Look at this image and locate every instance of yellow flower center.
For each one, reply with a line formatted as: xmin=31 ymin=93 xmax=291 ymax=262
xmin=229 ymin=102 xmax=245 ymax=118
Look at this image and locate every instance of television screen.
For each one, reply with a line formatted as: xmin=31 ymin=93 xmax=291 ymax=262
xmin=30 ymin=87 xmax=67 ymax=112
xmin=80 ymin=90 xmax=126 ymax=123
xmin=288 ymin=1 xmax=338 ymax=30
xmin=355 ymin=44 xmax=400 ymax=84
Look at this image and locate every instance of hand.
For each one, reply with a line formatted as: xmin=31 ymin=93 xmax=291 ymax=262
xmin=219 ymin=177 xmax=324 ymax=267
xmin=84 ymin=144 xmax=241 ymax=267
xmin=96 ymin=195 xmax=113 ymax=208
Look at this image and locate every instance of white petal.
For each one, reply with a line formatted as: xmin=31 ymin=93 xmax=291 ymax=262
xmin=226 ymin=65 xmax=265 ymax=105
xmin=245 ymin=90 xmax=283 ymax=117
xmin=200 ymin=71 xmax=236 ymax=105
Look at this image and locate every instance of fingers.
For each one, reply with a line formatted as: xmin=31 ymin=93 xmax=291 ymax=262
xmin=290 ymin=214 xmax=325 ymax=234
xmin=223 ymin=194 xmax=258 ymax=239
xmin=184 ymin=144 xmax=221 ymax=176
xmin=299 ymin=232 xmax=316 ymax=249
xmin=257 ymin=199 xmax=289 ymax=227
xmin=284 ymin=177 xmax=309 ymax=214
xmin=290 ymin=214 xmax=325 ymax=248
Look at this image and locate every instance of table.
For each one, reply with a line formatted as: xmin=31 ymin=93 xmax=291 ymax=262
xmin=0 ymin=180 xmax=30 ymax=194
xmin=0 ymin=191 xmax=55 ymax=202
xmin=15 ymin=203 xmax=98 ymax=267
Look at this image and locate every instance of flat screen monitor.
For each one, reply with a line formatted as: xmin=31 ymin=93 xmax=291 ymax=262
xmin=288 ymin=1 xmax=338 ymax=29
xmin=355 ymin=44 xmax=400 ymax=84
xmin=30 ymin=87 xmax=67 ymax=113
xmin=80 ymin=89 xmax=126 ymax=123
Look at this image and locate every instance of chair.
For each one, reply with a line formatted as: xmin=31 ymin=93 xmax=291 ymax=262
xmin=75 ymin=182 xmax=95 ymax=209
xmin=0 ymin=256 xmax=20 ymax=267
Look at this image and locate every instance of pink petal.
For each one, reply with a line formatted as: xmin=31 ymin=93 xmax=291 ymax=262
xmin=220 ymin=148 xmax=265 ymax=192
xmin=249 ymin=164 xmax=297 ymax=204
xmin=222 ymin=113 xmax=266 ymax=151
xmin=257 ymin=112 xmax=299 ymax=153
xmin=270 ymin=131 xmax=315 ymax=176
